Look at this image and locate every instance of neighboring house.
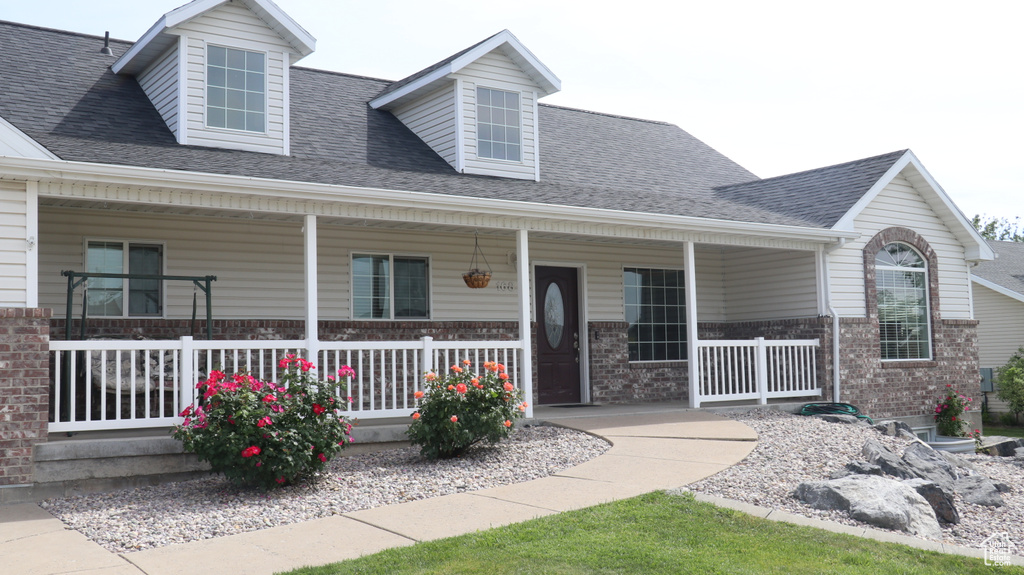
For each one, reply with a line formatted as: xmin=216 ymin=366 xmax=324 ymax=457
xmin=0 ymin=0 xmax=994 ymax=489
xmin=972 ymin=240 xmax=1024 ymax=413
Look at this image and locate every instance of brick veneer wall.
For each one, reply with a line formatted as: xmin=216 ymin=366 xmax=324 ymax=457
xmin=588 ymin=321 xmax=688 ymax=403
xmin=0 ymin=308 xmax=51 ymax=486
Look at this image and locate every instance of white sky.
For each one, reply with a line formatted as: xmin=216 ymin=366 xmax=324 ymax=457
xmin=5 ymin=0 xmax=1022 ymax=221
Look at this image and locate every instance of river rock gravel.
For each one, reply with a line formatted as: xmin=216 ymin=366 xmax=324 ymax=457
xmin=686 ymin=410 xmax=1024 ymax=554
xmin=41 ymin=425 xmax=609 ymax=553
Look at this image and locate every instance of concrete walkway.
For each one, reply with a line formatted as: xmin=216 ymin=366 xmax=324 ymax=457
xmin=1 ymin=409 xmax=1014 ymax=574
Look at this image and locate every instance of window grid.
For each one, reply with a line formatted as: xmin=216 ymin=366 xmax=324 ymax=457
xmin=476 ymin=87 xmax=521 ymax=162
xmin=207 ymin=45 xmax=266 ymax=133
xmin=352 ymin=254 xmax=429 ymax=320
xmin=624 ymin=268 xmax=687 ymax=361
xmin=876 ymin=243 xmax=930 ymax=360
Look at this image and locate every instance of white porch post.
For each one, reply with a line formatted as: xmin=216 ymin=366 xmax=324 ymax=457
xmin=683 ymin=241 xmax=699 ymax=408
xmin=516 ymin=229 xmax=533 ymax=417
xmin=303 ymin=215 xmax=320 ymax=365
xmin=25 ymin=181 xmax=38 ymax=308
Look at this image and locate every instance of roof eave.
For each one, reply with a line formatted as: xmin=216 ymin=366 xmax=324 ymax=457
xmin=972 ymin=275 xmax=1024 ymax=305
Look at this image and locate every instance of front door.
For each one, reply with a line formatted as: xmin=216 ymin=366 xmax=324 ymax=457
xmin=535 ymin=266 xmax=582 ymax=404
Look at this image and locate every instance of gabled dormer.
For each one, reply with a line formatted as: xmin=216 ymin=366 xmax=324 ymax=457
xmin=112 ymin=0 xmax=315 ymax=155
xmin=370 ymin=30 xmax=560 ymax=181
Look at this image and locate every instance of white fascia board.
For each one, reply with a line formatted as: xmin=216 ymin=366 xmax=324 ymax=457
xmin=831 ymin=150 xmax=994 ymax=261
xmin=972 ymin=275 xmax=1024 ymax=305
xmin=370 ymin=30 xmax=560 ymax=110
xmin=111 ymin=15 xmax=170 ymax=74
xmin=0 ymin=116 xmax=59 ymax=160
xmin=244 ymin=0 xmax=316 ymax=59
xmin=1 ymin=156 xmax=858 ymax=244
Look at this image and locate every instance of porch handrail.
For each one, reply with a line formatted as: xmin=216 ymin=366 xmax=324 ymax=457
xmin=694 ymin=337 xmax=820 ymax=408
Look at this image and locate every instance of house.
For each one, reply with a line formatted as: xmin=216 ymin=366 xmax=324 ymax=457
xmin=971 ymin=240 xmax=1024 ymax=414
xmin=0 ymin=0 xmax=994 ymax=491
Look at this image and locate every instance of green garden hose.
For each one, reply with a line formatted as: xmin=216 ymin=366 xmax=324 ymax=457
xmin=799 ymin=402 xmax=874 ymax=424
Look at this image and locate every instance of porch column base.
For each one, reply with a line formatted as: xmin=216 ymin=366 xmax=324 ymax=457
xmin=0 ymin=307 xmax=51 ymax=487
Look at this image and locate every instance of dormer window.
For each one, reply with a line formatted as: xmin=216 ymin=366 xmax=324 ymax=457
xmin=477 ymin=87 xmax=521 ymax=162
xmin=207 ymin=45 xmax=266 ymax=133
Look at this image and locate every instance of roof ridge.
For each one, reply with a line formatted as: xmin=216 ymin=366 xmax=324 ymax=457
xmin=714 ymin=149 xmax=908 ymax=190
xmin=0 ymin=19 xmax=134 ymax=46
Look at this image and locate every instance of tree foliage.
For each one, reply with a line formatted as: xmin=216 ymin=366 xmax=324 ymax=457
xmin=996 ymin=347 xmax=1024 ymax=424
xmin=972 ymin=214 xmax=1024 ymax=242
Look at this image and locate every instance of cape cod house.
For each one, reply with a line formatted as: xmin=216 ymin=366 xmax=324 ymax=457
xmin=0 ymin=0 xmax=993 ymax=492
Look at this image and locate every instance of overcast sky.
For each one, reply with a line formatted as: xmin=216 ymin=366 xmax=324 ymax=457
xmin=5 ymin=0 xmax=1022 ymax=223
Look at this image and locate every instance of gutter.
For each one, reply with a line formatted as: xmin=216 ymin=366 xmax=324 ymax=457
xmin=823 ymin=238 xmax=847 ymax=403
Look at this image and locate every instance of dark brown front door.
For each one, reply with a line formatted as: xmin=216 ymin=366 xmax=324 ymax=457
xmin=535 ymin=266 xmax=581 ymax=404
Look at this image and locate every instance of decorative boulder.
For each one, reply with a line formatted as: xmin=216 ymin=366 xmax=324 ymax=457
xmin=816 ymin=414 xmax=868 ymax=425
xmin=863 ymin=439 xmax=917 ymax=480
xmin=794 ymin=475 xmax=941 ymax=538
xmin=873 ymin=420 xmax=915 ymax=437
xmin=978 ymin=436 xmax=1024 ymax=457
xmin=901 ymin=442 xmax=958 ymax=495
xmin=954 ymin=475 xmax=1005 ymax=507
xmin=831 ymin=461 xmax=884 ymax=479
xmin=902 ymin=478 xmax=959 ymax=525
xmin=1015 ymin=447 xmax=1024 ymax=461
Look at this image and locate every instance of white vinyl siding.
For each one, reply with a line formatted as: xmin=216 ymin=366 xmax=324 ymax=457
xmin=455 ymin=49 xmax=537 ymax=180
xmin=829 ymin=172 xmax=974 ymax=319
xmin=974 ymin=283 xmax=1024 ymax=412
xmin=137 ymin=44 xmax=180 ymax=138
xmin=0 ymin=182 xmax=29 ymax=306
xmin=176 ymin=2 xmax=292 ymax=155
xmin=721 ymin=247 xmax=818 ymax=321
xmin=393 ymin=84 xmax=457 ymax=168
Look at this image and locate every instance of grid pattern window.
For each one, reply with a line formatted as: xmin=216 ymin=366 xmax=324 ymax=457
xmin=624 ymin=268 xmax=687 ymax=361
xmin=353 ymin=254 xmax=429 ymax=319
xmin=876 ymin=243 xmax=930 ymax=360
xmin=476 ymin=87 xmax=521 ymax=162
xmin=207 ymin=45 xmax=265 ymax=133
xmin=86 ymin=241 xmax=163 ymax=317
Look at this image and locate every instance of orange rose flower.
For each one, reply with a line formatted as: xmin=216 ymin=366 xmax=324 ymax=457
xmin=414 ymin=390 xmax=425 ymax=399
xmin=496 ymin=363 xmax=506 ymax=373
xmin=450 ymin=415 xmax=458 ymax=423
xmin=471 ymin=378 xmax=479 ymax=385
xmin=504 ymin=420 xmax=512 ymax=428
xmin=503 ymin=382 xmax=514 ymax=391
xmin=499 ymin=373 xmax=509 ymax=381
xmin=462 ymin=359 xmax=472 ymax=366
xmin=451 ymin=365 xmax=463 ymax=373
xmin=412 ymin=412 xmax=421 ymax=420
xmin=447 ymin=385 xmax=455 ymax=391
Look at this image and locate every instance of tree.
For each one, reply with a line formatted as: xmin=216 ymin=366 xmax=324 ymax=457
xmin=972 ymin=214 xmax=1024 ymax=242
xmin=996 ymin=348 xmax=1024 ymax=424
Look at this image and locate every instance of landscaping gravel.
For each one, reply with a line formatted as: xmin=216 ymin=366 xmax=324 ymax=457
xmin=686 ymin=410 xmax=1024 ymax=553
xmin=41 ymin=425 xmax=610 ymax=553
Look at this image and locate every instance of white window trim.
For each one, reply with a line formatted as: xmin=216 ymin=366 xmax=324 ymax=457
xmin=622 ymin=264 xmax=689 ymax=364
xmin=349 ymin=252 xmax=432 ymax=321
xmin=475 ymin=86 xmax=524 ymax=164
xmin=203 ymin=42 xmax=270 ymax=136
xmin=83 ymin=238 xmax=167 ymax=319
xmin=876 ymin=242 xmax=933 ymax=362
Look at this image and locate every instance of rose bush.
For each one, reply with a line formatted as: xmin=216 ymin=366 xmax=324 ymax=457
xmin=934 ymin=383 xmax=973 ymax=437
xmin=171 ymin=355 xmax=354 ymax=490
xmin=407 ymin=360 xmax=527 ymax=459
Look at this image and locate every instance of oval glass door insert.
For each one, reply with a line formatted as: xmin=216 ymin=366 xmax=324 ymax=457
xmin=544 ymin=283 xmax=565 ymax=348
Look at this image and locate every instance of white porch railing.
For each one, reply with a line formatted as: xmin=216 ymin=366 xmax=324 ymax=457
xmin=694 ymin=337 xmax=820 ymax=408
xmin=49 ymin=336 xmax=522 ymax=433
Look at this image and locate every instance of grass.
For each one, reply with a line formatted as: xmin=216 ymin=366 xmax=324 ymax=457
xmin=278 ymin=491 xmax=1023 ymax=575
xmin=984 ymin=423 xmax=1024 ymax=439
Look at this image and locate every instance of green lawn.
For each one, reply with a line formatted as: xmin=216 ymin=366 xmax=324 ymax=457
xmin=279 ymin=491 xmax=1022 ymax=575
xmin=985 ymin=424 xmax=1024 ymax=439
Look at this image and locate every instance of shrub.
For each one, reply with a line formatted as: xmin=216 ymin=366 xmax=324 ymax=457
xmin=171 ymin=356 xmax=354 ymax=490
xmin=996 ymin=348 xmax=1024 ymax=425
xmin=407 ymin=360 xmax=527 ymax=459
xmin=933 ymin=384 xmax=973 ymax=437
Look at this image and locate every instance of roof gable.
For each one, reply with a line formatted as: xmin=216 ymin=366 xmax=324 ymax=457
xmin=112 ymin=0 xmax=315 ymax=75
xmin=369 ymin=30 xmax=560 ymax=111
xmin=972 ymin=240 xmax=1024 ymax=301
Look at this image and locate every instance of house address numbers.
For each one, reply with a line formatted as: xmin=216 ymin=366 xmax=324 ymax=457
xmin=495 ymin=280 xmax=516 ymax=293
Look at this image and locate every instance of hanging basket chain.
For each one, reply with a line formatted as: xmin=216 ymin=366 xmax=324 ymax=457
xmin=463 ymin=232 xmax=492 ymax=288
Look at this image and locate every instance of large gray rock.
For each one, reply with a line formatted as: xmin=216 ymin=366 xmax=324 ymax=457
xmin=794 ymin=475 xmax=941 ymax=538
xmin=817 ymin=414 xmax=869 ymax=425
xmin=829 ymin=461 xmax=884 ymax=480
xmin=979 ymin=436 xmax=1024 ymax=457
xmin=902 ymin=478 xmax=959 ymax=525
xmin=954 ymin=475 xmax=1005 ymax=507
xmin=901 ymin=442 xmax=958 ymax=495
xmin=1015 ymin=447 xmax=1024 ymax=460
xmin=873 ymin=420 xmax=915 ymax=437
xmin=863 ymin=439 xmax=917 ymax=479
xmin=939 ymin=450 xmax=977 ymax=473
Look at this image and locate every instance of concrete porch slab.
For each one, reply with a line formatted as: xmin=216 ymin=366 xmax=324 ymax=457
xmin=543 ymin=411 xmax=758 ymax=441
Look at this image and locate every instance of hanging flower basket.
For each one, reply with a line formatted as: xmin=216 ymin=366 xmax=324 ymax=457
xmin=463 ymin=232 xmax=493 ymax=289
xmin=463 ymin=270 xmax=492 ymax=289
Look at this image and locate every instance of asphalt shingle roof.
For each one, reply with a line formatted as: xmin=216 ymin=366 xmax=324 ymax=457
xmin=973 ymin=240 xmax=1024 ymax=296
xmin=0 ymin=20 xmax=904 ymax=229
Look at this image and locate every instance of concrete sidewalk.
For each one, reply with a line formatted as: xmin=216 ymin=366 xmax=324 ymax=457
xmin=5 ymin=408 xmax=1013 ymax=574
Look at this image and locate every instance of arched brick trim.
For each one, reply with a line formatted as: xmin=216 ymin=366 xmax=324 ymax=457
xmin=863 ymin=227 xmax=941 ymax=354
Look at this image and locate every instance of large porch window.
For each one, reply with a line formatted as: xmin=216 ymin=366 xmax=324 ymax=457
xmin=624 ymin=267 xmax=687 ymax=361
xmin=352 ymin=254 xmax=429 ymax=319
xmin=875 ymin=242 xmax=930 ymax=360
xmin=86 ymin=241 xmax=163 ymax=317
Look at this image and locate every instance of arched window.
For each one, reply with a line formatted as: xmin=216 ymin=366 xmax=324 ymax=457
xmin=875 ymin=243 xmax=930 ymax=360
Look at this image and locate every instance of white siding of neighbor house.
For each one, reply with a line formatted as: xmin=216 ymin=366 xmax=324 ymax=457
xmin=0 ymin=182 xmax=29 ymax=306
xmin=455 ymin=49 xmax=538 ymax=180
xmin=974 ymin=283 xmax=1024 ymax=413
xmin=175 ymin=2 xmax=293 ymax=155
xmin=829 ymin=172 xmax=974 ymax=319
xmin=720 ymin=247 xmax=818 ymax=321
xmin=393 ymin=84 xmax=458 ymax=168
xmin=137 ymin=44 xmax=180 ymax=138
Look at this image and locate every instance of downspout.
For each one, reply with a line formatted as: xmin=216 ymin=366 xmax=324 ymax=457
xmin=823 ymin=238 xmax=846 ymax=403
